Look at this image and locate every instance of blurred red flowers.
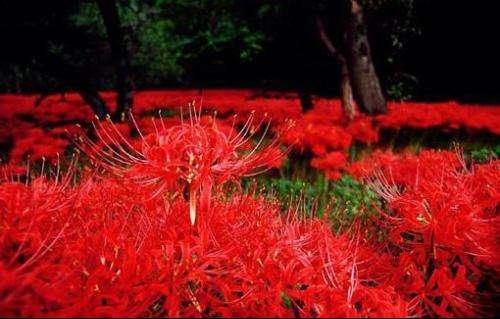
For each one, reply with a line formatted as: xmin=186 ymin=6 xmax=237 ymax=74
xmin=1 ymin=90 xmax=499 ymax=171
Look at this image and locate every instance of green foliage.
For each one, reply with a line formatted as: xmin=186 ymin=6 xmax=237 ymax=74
xmin=328 ymin=175 xmax=382 ymax=233
xmin=386 ymin=72 xmax=418 ymax=101
xmin=267 ymin=178 xmax=316 ymax=203
xmin=70 ymin=0 xmax=267 ymax=84
xmin=0 ymin=64 xmax=54 ymax=93
xmin=0 ymin=0 xmax=423 ymax=95
xmin=331 ymin=175 xmax=380 ymax=219
xmin=255 ymin=171 xmax=383 ymax=234
xmin=363 ymin=0 xmax=421 ymax=101
xmin=466 ymin=144 xmax=500 ymax=163
xmin=280 ymin=291 xmax=293 ymax=309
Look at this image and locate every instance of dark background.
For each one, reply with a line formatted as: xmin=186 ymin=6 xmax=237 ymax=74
xmin=1 ymin=0 xmax=500 ymax=103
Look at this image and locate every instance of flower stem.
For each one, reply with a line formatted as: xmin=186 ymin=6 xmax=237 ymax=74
xmin=189 ymin=186 xmax=197 ymax=226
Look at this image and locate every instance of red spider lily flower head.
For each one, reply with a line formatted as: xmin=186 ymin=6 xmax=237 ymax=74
xmin=359 ymin=149 xmax=499 ymax=317
xmin=77 ymin=107 xmax=286 ymax=226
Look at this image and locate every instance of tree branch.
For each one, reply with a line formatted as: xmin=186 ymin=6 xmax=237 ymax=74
xmin=315 ymin=15 xmax=346 ymax=64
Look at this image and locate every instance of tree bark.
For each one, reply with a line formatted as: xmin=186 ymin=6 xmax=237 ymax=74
xmin=79 ymin=88 xmax=110 ymax=119
xmin=96 ymin=0 xmax=134 ymax=121
xmin=343 ymin=0 xmax=386 ymax=114
xmin=339 ymin=61 xmax=355 ymax=119
xmin=316 ymin=15 xmax=356 ymax=119
xmin=298 ymin=90 xmax=314 ymax=112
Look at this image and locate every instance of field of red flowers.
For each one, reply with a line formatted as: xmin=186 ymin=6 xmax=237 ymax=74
xmin=0 ymin=90 xmax=499 ymax=317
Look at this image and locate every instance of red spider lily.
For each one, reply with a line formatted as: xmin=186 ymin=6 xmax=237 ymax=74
xmin=0 ymin=163 xmax=79 ymax=317
xmin=360 ymin=150 xmax=499 ymax=317
xmin=0 ymin=144 xmax=405 ymax=318
xmin=311 ymin=151 xmax=348 ymax=181
xmin=0 ymin=170 xmax=406 ymax=317
xmin=346 ymin=117 xmax=379 ymax=144
xmin=1 ymin=149 xmax=496 ymax=317
xmin=2 ymin=90 xmax=500 ymax=172
xmin=1 ymin=90 xmax=500 ymax=317
xmin=378 ymin=101 xmax=500 ymax=134
xmin=77 ymin=109 xmax=285 ymax=226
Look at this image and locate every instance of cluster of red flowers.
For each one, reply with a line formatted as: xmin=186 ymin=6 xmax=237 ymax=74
xmin=0 ymin=177 xmax=409 ymax=317
xmin=0 ymin=114 xmax=392 ymax=317
xmin=80 ymin=112 xmax=284 ymax=225
xmin=2 ymin=90 xmax=500 ymax=178
xmin=350 ymin=149 xmax=500 ymax=316
xmin=379 ymin=101 xmax=500 ymax=134
xmin=0 ymin=103 xmax=498 ymax=317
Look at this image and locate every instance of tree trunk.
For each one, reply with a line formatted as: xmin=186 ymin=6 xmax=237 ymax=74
xmin=298 ymin=90 xmax=314 ymax=112
xmin=79 ymin=88 xmax=110 ymax=119
xmin=339 ymin=62 xmax=355 ymax=119
xmin=316 ymin=15 xmax=356 ymax=119
xmin=37 ymin=51 xmax=111 ymax=119
xmin=343 ymin=0 xmax=386 ymax=114
xmin=96 ymin=0 xmax=134 ymax=121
